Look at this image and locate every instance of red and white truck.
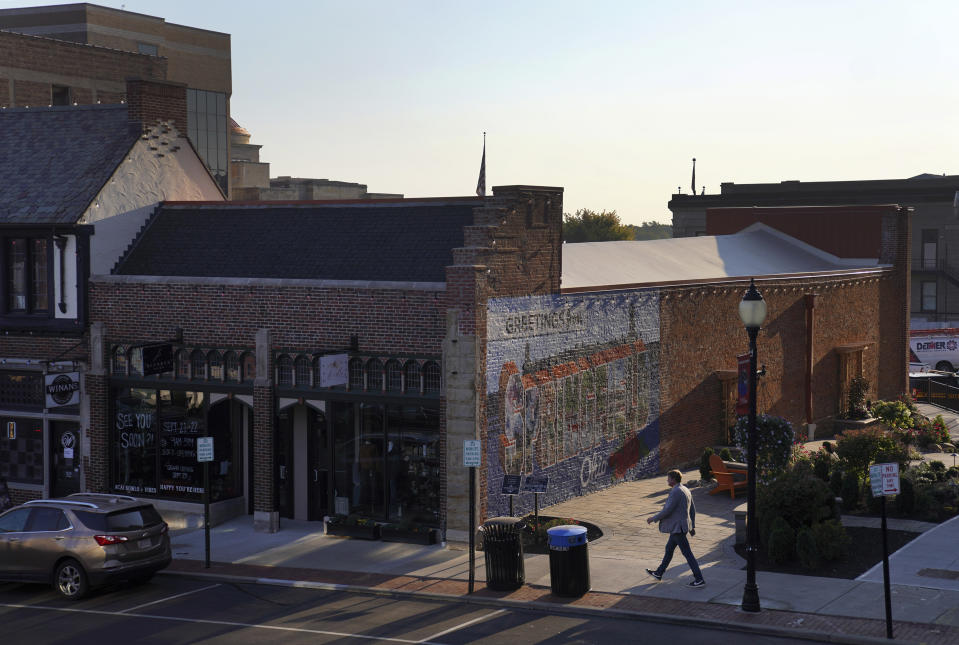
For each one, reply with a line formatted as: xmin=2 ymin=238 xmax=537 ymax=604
xmin=910 ymin=328 xmax=959 ymax=372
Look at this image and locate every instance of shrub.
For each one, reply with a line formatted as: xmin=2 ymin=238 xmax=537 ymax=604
xmin=918 ymin=416 xmax=951 ymax=449
xmin=897 ymin=477 xmax=915 ymax=515
xmin=870 ymin=400 xmax=912 ymax=430
xmin=841 ymin=471 xmax=861 ymax=511
xmin=719 ymin=447 xmax=733 ymax=461
xmin=767 ymin=517 xmax=796 ymax=564
xmin=699 ymin=446 xmax=714 ymax=481
xmin=836 ymin=427 xmax=906 ymax=480
xmin=948 ymin=466 xmax=959 ymax=481
xmin=812 ymin=449 xmax=833 ymax=482
xmin=795 ymin=526 xmax=819 ymax=569
xmin=812 ymin=520 xmax=849 ymax=561
xmin=758 ymin=466 xmax=837 ymax=548
xmin=845 ymin=377 xmax=870 ymax=419
xmin=732 ymin=414 xmax=796 ymax=483
xmin=829 ymin=469 xmax=844 ymax=496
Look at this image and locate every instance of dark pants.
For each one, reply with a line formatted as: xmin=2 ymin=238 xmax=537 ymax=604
xmin=655 ymin=531 xmax=703 ymax=581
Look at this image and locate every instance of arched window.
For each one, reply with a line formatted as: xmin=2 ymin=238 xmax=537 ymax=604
xmin=348 ymin=358 xmax=364 ymax=390
xmin=404 ymin=360 xmax=421 ymax=394
xmin=294 ymin=355 xmax=312 ymax=387
xmin=366 ymin=359 xmax=383 ymax=392
xmin=224 ymin=351 xmax=240 ymax=382
xmin=423 ymin=361 xmax=441 ymax=394
xmin=191 ymin=349 xmax=207 ymax=380
xmin=242 ymin=352 xmax=256 ymax=382
xmin=313 ymin=357 xmax=323 ymax=388
xmin=208 ymin=351 xmax=223 ymax=381
xmin=111 ymin=346 xmax=128 ymax=377
xmin=276 ymin=354 xmax=293 ymax=387
xmin=385 ymin=360 xmax=403 ymax=392
xmin=176 ymin=349 xmax=190 ymax=379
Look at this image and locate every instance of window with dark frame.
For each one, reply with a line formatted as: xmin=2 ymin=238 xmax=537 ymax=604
xmin=224 ymin=352 xmax=240 ymax=382
xmin=176 ymin=350 xmax=191 ymax=379
xmin=190 ymin=350 xmax=207 ymax=380
xmin=921 ymin=281 xmax=937 ymax=312
xmin=423 ymin=361 xmax=441 ymax=393
xmin=4 ymin=236 xmax=50 ymax=315
xmin=404 ymin=360 xmax=421 ymax=394
xmin=366 ymin=359 xmax=383 ymax=392
xmin=112 ymin=346 xmax=128 ymax=377
xmin=276 ymin=355 xmax=293 ymax=387
xmin=386 ymin=360 xmax=403 ymax=392
xmin=208 ymin=351 xmax=223 ymax=381
xmin=294 ymin=355 xmax=311 ymax=387
xmin=51 ymin=85 xmax=71 ymax=106
xmin=348 ymin=358 xmax=364 ymax=390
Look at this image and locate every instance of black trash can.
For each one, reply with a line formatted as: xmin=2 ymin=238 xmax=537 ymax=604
xmin=481 ymin=516 xmax=526 ymax=591
xmin=547 ymin=524 xmax=590 ymax=597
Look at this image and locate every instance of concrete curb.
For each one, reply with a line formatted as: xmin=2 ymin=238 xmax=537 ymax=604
xmin=159 ymin=568 xmax=903 ymax=645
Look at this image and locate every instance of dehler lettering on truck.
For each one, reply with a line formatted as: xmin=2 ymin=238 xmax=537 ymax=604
xmin=910 ymin=328 xmax=959 ymax=372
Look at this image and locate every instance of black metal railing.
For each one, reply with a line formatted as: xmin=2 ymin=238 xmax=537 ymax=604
xmin=911 ymin=375 xmax=959 ymax=413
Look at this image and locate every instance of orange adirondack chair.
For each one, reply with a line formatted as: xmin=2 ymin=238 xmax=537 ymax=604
xmin=709 ymin=454 xmax=748 ymax=499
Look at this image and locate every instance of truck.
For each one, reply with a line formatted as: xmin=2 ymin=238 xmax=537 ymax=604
xmin=910 ymin=328 xmax=959 ymax=372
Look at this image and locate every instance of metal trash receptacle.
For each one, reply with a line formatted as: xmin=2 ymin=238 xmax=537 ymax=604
xmin=481 ymin=516 xmax=525 ymax=591
xmin=547 ymin=524 xmax=590 ymax=597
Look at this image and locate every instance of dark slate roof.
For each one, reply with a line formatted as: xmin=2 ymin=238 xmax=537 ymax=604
xmin=114 ymin=201 xmax=481 ymax=282
xmin=0 ymin=104 xmax=137 ymax=224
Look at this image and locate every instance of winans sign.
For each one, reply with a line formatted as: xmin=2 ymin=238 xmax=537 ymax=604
xmin=45 ymin=372 xmax=80 ymax=408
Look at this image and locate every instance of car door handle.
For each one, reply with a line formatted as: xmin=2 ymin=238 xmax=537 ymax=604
xmin=313 ymin=469 xmax=318 ymax=482
xmin=54 ymin=536 xmax=65 ymax=541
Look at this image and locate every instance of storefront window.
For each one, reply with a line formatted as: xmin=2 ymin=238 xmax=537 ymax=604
xmin=0 ymin=416 xmax=43 ymax=485
xmin=386 ymin=404 xmax=440 ymax=524
xmin=355 ymin=403 xmax=384 ymax=516
xmin=113 ymin=388 xmax=158 ymax=494
xmin=158 ymin=390 xmax=205 ymax=499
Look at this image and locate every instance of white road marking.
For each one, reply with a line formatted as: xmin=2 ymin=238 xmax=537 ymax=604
xmin=418 ymin=609 xmax=507 ymax=643
xmin=0 ymin=603 xmax=428 ymax=643
xmin=117 ymin=582 xmax=221 ymax=613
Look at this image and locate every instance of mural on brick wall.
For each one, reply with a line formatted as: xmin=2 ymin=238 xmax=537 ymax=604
xmin=486 ymin=291 xmax=660 ymax=516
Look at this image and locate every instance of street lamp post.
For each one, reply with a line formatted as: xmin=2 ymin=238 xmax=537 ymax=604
xmin=739 ymin=279 xmax=767 ymax=613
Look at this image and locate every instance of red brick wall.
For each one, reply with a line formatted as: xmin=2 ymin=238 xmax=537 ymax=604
xmin=0 ymin=30 xmax=166 ymax=107
xmin=85 ymin=372 xmax=109 ymax=492
xmin=706 ymin=205 xmax=888 ymax=259
xmin=658 ymin=271 xmax=907 ymax=469
xmin=126 ymin=79 xmax=187 ymax=132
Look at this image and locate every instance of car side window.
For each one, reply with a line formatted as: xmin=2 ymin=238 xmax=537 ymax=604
xmin=0 ymin=508 xmax=31 ymax=533
xmin=26 ymin=507 xmax=69 ymax=532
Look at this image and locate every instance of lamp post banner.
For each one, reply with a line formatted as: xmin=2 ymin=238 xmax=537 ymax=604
xmin=737 ymin=353 xmax=750 ymax=416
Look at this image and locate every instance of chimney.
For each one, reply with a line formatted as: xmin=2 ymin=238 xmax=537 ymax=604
xmin=125 ymin=78 xmax=188 ymax=132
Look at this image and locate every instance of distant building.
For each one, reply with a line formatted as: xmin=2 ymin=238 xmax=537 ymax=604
xmin=0 ymin=2 xmax=232 ymax=194
xmin=230 ymin=120 xmax=402 ymax=201
xmin=669 ymin=174 xmax=959 ymax=328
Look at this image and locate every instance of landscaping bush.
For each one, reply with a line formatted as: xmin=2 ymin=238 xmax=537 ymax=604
xmin=699 ymin=446 xmax=714 ymax=482
xmin=758 ymin=466 xmax=837 ymax=548
xmin=836 ymin=427 xmax=906 ymax=480
xmin=812 ymin=448 xmax=833 ymax=482
xmin=812 ymin=519 xmax=849 ymax=561
xmin=844 ymin=376 xmax=871 ymax=419
xmin=870 ymin=400 xmax=912 ymax=430
xmin=829 ymin=469 xmax=844 ymax=496
xmin=767 ymin=517 xmax=796 ymax=564
xmin=917 ymin=417 xmax=951 ymax=449
xmin=719 ymin=447 xmax=734 ymax=461
xmin=897 ymin=477 xmax=915 ymax=515
xmin=840 ymin=471 xmax=860 ymax=511
xmin=948 ymin=466 xmax=959 ymax=480
xmin=795 ymin=526 xmax=819 ymax=569
xmin=732 ymin=414 xmax=796 ymax=483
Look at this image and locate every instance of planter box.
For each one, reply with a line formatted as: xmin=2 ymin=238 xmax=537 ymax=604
xmin=380 ymin=526 xmax=437 ymax=545
xmin=832 ymin=417 xmax=879 ymax=435
xmin=326 ymin=523 xmax=381 ymax=540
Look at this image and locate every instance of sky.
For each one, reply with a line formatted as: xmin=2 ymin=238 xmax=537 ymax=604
xmin=4 ymin=1 xmax=959 ymax=224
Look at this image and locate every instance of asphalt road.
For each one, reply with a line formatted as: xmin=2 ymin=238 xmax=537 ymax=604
xmin=0 ymin=575 xmax=837 ymax=644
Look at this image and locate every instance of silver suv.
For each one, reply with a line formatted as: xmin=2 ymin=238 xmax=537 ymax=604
xmin=0 ymin=493 xmax=171 ymax=599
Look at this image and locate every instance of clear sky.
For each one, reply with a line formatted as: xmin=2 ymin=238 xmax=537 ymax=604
xmin=5 ymin=1 xmax=958 ymax=224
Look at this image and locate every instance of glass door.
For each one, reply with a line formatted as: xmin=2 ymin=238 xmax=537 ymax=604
xmin=50 ymin=421 xmax=81 ymax=498
xmin=276 ymin=410 xmax=294 ymax=519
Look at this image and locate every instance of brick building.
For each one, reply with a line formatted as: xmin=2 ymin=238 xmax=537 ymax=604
xmin=82 ymin=190 xmax=909 ymax=543
xmin=0 ymin=2 xmax=232 ymax=193
xmin=668 ymin=174 xmax=957 ymax=329
xmin=0 ymin=80 xmax=223 ymax=507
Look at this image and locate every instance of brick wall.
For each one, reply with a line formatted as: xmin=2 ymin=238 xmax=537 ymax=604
xmin=0 ymin=30 xmax=166 ymax=108
xmin=125 ymin=79 xmax=187 ymax=132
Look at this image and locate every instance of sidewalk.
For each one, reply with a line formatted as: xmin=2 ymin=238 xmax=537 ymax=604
xmin=162 ymin=404 xmax=959 ymax=644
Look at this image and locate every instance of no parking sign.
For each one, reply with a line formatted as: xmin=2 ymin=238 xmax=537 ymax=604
xmin=869 ymin=462 xmax=900 ymax=497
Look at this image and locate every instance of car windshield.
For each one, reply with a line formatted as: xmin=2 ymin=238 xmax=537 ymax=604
xmin=74 ymin=506 xmax=164 ymax=532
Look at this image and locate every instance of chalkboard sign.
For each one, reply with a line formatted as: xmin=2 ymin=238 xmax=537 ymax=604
xmin=501 ymin=474 xmax=522 ymax=495
xmin=0 ymin=477 xmax=11 ymax=512
xmin=523 ymin=474 xmax=549 ymax=493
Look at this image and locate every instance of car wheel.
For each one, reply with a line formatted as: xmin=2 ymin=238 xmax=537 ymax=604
xmin=936 ymin=361 xmax=954 ymax=372
xmin=54 ymin=559 xmax=89 ymax=600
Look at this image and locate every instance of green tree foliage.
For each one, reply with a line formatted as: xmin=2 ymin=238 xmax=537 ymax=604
xmin=562 ymin=209 xmax=634 ymax=243
xmin=629 ymin=221 xmax=673 ymax=240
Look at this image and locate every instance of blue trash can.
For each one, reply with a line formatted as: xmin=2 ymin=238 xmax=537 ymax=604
xmin=547 ymin=524 xmax=590 ymax=597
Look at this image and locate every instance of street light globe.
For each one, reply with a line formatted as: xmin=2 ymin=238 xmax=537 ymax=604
xmin=739 ymin=279 xmax=767 ymax=329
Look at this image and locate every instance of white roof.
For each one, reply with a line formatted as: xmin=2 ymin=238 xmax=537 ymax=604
xmin=561 ymin=224 xmax=883 ymax=290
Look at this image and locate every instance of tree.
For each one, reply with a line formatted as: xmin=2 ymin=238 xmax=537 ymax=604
xmin=562 ymin=209 xmax=634 ymax=243
xmin=630 ymin=221 xmax=672 ymax=240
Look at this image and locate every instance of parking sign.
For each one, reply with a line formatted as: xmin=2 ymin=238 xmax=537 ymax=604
xmin=869 ymin=462 xmax=900 ymax=497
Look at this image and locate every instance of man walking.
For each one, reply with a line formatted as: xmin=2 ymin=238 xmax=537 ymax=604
xmin=646 ymin=469 xmax=705 ymax=587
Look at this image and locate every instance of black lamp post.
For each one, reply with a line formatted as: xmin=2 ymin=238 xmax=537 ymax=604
xmin=739 ymin=278 xmax=767 ymax=613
